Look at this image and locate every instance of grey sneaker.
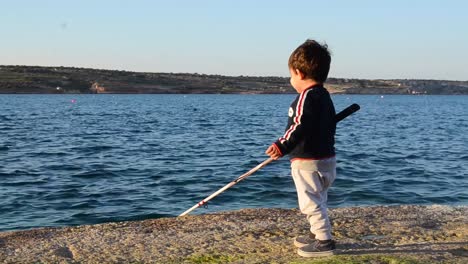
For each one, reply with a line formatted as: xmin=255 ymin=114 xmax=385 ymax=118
xmin=293 ymin=233 xmax=316 ymax=248
xmin=297 ymin=239 xmax=336 ymax=257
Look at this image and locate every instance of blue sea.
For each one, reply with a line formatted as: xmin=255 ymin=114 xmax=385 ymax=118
xmin=0 ymin=94 xmax=467 ymax=231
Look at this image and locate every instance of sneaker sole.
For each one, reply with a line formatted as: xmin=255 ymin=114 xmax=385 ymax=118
xmin=293 ymin=239 xmax=310 ymax=248
xmin=297 ymin=248 xmax=335 ymax=257
xmin=293 ymin=236 xmax=316 ymax=248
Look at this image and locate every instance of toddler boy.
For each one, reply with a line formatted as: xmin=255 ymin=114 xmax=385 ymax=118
xmin=266 ymin=39 xmax=337 ymax=257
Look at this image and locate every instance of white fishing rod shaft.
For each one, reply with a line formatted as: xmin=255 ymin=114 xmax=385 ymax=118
xmin=179 ymin=103 xmax=361 ymax=217
xmin=179 ymin=157 xmax=274 ymax=216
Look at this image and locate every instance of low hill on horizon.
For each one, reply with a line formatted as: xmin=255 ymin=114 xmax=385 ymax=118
xmin=1 ymin=65 xmax=467 ymax=94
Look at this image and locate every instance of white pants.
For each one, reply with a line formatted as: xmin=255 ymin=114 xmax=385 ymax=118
xmin=291 ymin=157 xmax=336 ymax=240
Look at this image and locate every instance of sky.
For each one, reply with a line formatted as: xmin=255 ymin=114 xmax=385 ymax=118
xmin=1 ymin=0 xmax=467 ymax=80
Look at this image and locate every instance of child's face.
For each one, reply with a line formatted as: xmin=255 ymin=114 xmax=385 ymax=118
xmin=289 ymin=68 xmax=302 ymax=93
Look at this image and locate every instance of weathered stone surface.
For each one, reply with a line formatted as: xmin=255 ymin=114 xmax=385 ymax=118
xmin=0 ymin=205 xmax=466 ymax=263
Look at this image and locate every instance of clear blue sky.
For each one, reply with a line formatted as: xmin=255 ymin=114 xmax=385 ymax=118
xmin=1 ymin=0 xmax=467 ymax=80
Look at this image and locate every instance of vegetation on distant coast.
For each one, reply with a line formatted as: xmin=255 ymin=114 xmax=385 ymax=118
xmin=1 ymin=65 xmax=467 ymax=94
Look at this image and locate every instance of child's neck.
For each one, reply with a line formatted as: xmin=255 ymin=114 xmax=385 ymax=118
xmin=296 ymin=80 xmax=322 ymax=93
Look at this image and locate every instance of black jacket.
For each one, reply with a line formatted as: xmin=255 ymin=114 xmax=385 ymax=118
xmin=274 ymin=85 xmax=336 ymax=160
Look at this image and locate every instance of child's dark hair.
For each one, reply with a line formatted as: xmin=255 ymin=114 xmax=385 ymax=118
xmin=288 ymin=39 xmax=331 ymax=83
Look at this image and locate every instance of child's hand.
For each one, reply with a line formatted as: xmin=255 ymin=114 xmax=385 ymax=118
xmin=265 ymin=144 xmax=282 ymax=160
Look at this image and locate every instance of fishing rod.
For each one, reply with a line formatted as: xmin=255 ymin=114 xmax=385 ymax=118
xmin=179 ymin=103 xmax=360 ymax=216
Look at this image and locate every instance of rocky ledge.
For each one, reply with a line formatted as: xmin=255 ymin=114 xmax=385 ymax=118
xmin=0 ymin=205 xmax=466 ymax=263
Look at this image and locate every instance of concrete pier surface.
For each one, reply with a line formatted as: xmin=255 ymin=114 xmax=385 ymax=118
xmin=0 ymin=205 xmax=466 ymax=263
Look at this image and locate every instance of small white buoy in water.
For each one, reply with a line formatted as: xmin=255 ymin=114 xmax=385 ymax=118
xmin=381 ymin=95 xmax=384 ymax=99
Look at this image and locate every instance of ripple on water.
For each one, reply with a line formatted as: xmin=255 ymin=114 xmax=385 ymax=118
xmin=0 ymin=115 xmax=12 ymax=121
xmin=0 ymin=145 xmax=10 ymax=151
xmin=71 ymin=169 xmax=122 ymax=179
xmin=42 ymin=188 xmax=83 ymax=200
xmin=2 ymin=179 xmax=48 ymax=187
xmin=70 ymin=200 xmax=100 ymax=209
xmin=73 ymin=145 xmax=117 ymax=153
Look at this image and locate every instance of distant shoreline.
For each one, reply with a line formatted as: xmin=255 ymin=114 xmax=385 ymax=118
xmin=1 ymin=65 xmax=467 ymax=95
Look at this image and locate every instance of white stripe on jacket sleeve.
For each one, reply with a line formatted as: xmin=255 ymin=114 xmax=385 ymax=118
xmin=279 ymin=89 xmax=311 ymax=143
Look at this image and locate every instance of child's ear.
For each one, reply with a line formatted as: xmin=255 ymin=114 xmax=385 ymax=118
xmin=295 ymin=69 xmax=306 ymax=80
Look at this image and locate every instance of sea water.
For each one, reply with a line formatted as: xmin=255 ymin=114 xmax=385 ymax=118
xmin=0 ymin=94 xmax=467 ymax=231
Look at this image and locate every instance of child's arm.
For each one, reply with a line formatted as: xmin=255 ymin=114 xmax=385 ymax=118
xmin=271 ymin=112 xmax=313 ymax=157
xmin=269 ymin=91 xmax=320 ymax=157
